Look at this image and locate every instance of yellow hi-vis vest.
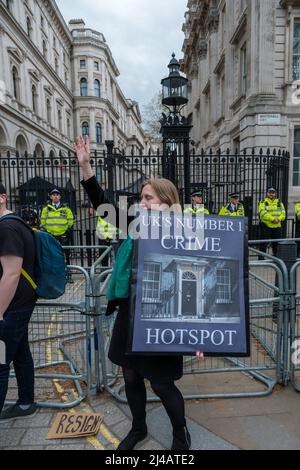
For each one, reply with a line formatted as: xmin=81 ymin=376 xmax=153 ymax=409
xmin=295 ymin=202 xmax=300 ymax=221
xmin=96 ymin=217 xmax=120 ymax=240
xmin=184 ymin=206 xmax=210 ymax=215
xmin=258 ymin=198 xmax=286 ymax=229
xmin=219 ymin=203 xmax=245 ymax=217
xmin=41 ymin=204 xmax=74 ymax=237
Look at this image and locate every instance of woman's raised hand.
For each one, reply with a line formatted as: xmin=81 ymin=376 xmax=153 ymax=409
xmin=74 ymin=135 xmax=91 ymax=167
xmin=74 ymin=135 xmax=94 ymax=180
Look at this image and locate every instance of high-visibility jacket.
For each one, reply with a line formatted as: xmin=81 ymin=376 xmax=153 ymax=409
xmin=96 ymin=217 xmax=120 ymax=240
xmin=219 ymin=203 xmax=245 ymax=217
xmin=295 ymin=202 xmax=300 ymax=221
xmin=258 ymin=198 xmax=286 ymax=229
xmin=41 ymin=203 xmax=74 ymax=237
xmin=184 ymin=206 xmax=210 ymax=216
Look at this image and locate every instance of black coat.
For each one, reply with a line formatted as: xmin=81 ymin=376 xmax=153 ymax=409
xmin=82 ymin=177 xmax=183 ymax=382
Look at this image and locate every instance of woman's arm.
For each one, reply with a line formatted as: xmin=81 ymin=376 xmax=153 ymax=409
xmin=74 ymin=135 xmax=114 ymax=211
xmin=74 ymin=135 xmax=94 ymax=181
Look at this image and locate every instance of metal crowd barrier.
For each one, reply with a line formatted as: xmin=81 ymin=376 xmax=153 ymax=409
xmin=91 ymin=247 xmax=291 ymax=402
xmin=6 ymin=261 xmax=94 ymax=409
xmin=7 ymin=240 xmax=300 ymax=409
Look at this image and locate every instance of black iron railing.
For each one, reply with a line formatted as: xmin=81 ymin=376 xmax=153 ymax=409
xmin=0 ymin=145 xmax=290 ymax=264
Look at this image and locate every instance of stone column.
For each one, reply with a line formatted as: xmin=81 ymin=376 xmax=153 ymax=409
xmin=89 ymin=107 xmax=96 ymax=143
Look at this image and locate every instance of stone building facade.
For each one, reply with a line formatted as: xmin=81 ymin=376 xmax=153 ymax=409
xmin=0 ymin=0 xmax=146 ymax=161
xmin=181 ymin=0 xmax=300 ymax=205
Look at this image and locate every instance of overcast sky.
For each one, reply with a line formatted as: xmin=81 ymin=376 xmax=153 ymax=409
xmin=56 ymin=0 xmax=187 ymax=109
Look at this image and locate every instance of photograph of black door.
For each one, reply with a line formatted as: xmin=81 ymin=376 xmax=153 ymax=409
xmin=181 ymin=272 xmax=197 ymax=316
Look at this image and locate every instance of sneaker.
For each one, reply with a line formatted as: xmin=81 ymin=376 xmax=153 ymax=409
xmin=117 ymin=427 xmax=148 ymax=451
xmin=171 ymin=427 xmax=191 ymax=451
xmin=0 ymin=403 xmax=38 ymax=421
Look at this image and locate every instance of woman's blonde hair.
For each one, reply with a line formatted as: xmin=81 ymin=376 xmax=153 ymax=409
xmin=140 ymin=178 xmax=180 ymax=208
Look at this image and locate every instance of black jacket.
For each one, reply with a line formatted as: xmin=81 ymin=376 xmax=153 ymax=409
xmin=81 ymin=176 xmax=183 ymax=382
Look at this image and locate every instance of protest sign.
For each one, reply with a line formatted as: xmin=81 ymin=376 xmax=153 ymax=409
xmin=128 ymin=213 xmax=250 ymax=356
xmin=47 ymin=413 xmax=103 ymax=440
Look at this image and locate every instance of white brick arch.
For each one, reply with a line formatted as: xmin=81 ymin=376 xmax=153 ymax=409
xmin=0 ymin=120 xmax=9 ymax=149
xmin=34 ymin=141 xmax=45 ymax=158
xmin=15 ymin=132 xmax=29 ymax=156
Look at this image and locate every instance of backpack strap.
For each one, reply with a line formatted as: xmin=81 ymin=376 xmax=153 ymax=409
xmin=0 ymin=215 xmax=37 ymax=291
xmin=20 ymin=268 xmax=37 ymax=290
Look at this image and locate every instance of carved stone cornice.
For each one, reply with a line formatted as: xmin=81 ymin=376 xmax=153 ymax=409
xmin=208 ymin=8 xmax=219 ymax=34
xmin=190 ymin=60 xmax=199 ymax=79
xmin=28 ymin=69 xmax=41 ymax=82
xmin=198 ymin=39 xmax=208 ymax=60
xmin=7 ymin=47 xmax=25 ymax=64
xmin=280 ymin=0 xmax=300 ymax=7
xmin=0 ymin=21 xmax=6 ymax=36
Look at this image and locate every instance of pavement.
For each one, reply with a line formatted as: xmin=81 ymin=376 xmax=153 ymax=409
xmin=1 ymin=376 xmax=300 ymax=451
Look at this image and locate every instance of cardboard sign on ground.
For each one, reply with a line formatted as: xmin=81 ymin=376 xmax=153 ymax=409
xmin=47 ymin=413 xmax=103 ymax=440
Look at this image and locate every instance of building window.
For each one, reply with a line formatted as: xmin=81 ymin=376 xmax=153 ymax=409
xmin=142 ymin=262 xmax=161 ymax=303
xmin=221 ymin=74 xmax=225 ymax=117
xmin=41 ymin=16 xmax=44 ymax=28
xmin=46 ymin=98 xmax=51 ymax=124
xmin=94 ymin=61 xmax=99 ymax=71
xmin=26 ymin=17 xmax=32 ymax=38
xmin=96 ymin=123 xmax=102 ymax=144
xmin=293 ymin=23 xmax=300 ymax=80
xmin=58 ymin=109 xmax=62 ymax=132
xmin=65 ymin=71 xmax=68 ymax=85
xmin=67 ymin=118 xmax=71 ymax=138
xmin=216 ymin=269 xmax=232 ymax=304
xmin=80 ymin=78 xmax=88 ymax=97
xmin=80 ymin=59 xmax=86 ymax=69
xmin=53 ymin=36 xmax=56 ymax=49
xmin=42 ymin=40 xmax=47 ymax=59
xmin=82 ymin=121 xmax=89 ymax=137
xmin=240 ymin=42 xmax=248 ymax=95
xmin=12 ymin=66 xmax=19 ymax=100
xmin=55 ymin=57 xmax=59 ymax=74
xmin=32 ymin=84 xmax=37 ymax=113
xmin=293 ymin=128 xmax=300 ymax=186
xmin=94 ymin=79 xmax=101 ymax=97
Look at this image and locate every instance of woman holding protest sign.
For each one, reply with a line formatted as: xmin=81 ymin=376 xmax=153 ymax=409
xmin=75 ymin=135 xmax=191 ymax=451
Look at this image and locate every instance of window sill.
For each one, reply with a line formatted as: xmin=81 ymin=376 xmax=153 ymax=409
xmin=230 ymin=94 xmax=246 ymax=113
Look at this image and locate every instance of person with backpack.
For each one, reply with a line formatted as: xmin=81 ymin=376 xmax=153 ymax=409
xmin=258 ymin=187 xmax=286 ymax=257
xmin=0 ymin=183 xmax=38 ymax=420
xmin=75 ymin=136 xmax=192 ymax=451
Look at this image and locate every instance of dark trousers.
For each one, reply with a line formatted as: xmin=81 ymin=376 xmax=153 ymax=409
xmin=259 ymin=224 xmax=282 ymax=258
xmin=0 ymin=308 xmax=35 ymax=413
xmin=123 ymin=368 xmax=186 ymax=435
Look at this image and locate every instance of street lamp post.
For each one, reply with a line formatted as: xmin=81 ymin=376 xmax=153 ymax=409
xmin=160 ymin=53 xmax=192 ymax=204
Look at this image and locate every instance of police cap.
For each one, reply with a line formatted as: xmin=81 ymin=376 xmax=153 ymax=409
xmin=49 ymin=188 xmax=62 ymax=196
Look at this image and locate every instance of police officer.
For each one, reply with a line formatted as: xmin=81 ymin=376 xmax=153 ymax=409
xmin=41 ymin=189 xmax=74 ymax=266
xmin=295 ymin=201 xmax=300 ymax=257
xmin=96 ymin=216 xmax=120 ymax=240
xmin=258 ymin=187 xmax=286 ymax=257
xmin=184 ymin=190 xmax=209 ymax=215
xmin=219 ymin=192 xmax=245 ymax=217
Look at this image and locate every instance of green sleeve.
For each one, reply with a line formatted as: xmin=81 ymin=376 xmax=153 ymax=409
xmin=67 ymin=207 xmax=75 ymax=228
xmin=40 ymin=207 xmax=47 ymax=227
xmin=279 ymin=203 xmax=286 ymax=222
